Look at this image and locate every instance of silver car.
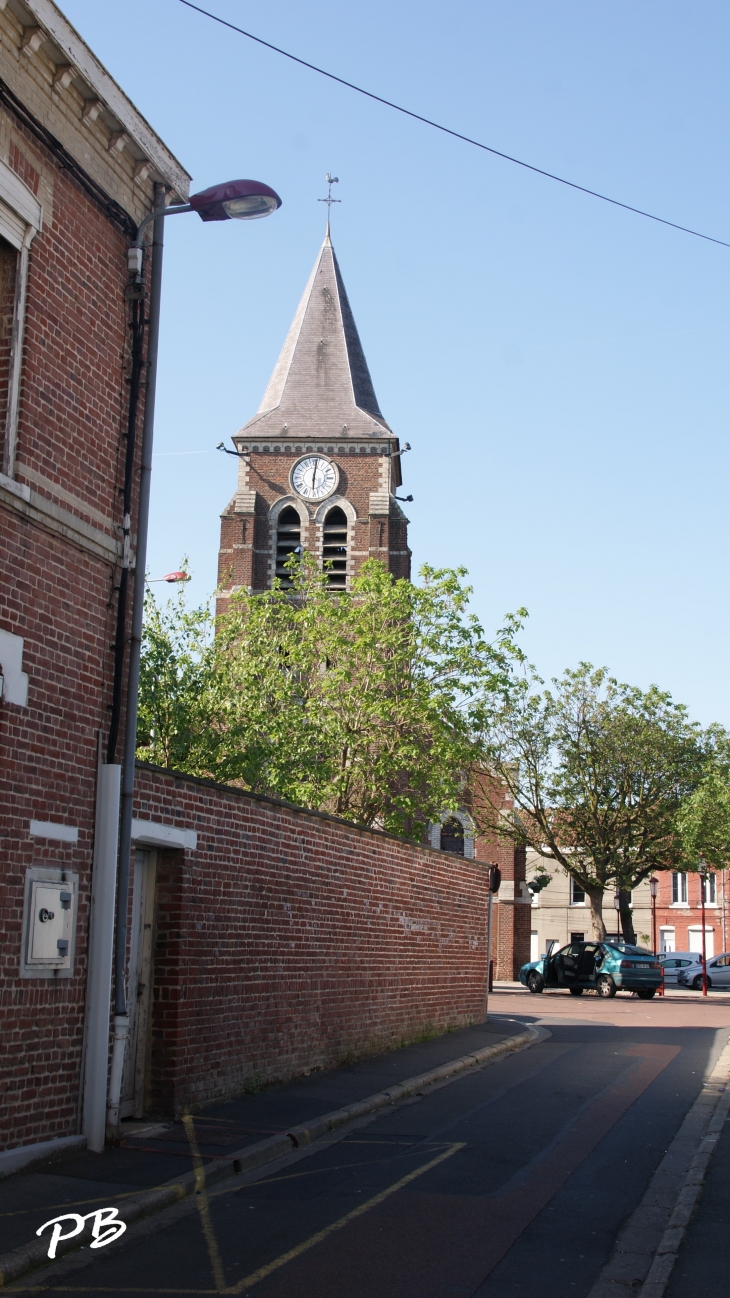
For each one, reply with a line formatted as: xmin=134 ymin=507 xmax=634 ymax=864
xmin=676 ymin=952 xmax=730 ymax=991
xmin=658 ymin=952 xmax=698 ymax=986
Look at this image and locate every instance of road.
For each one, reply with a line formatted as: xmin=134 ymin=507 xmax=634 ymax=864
xmin=15 ymin=988 xmax=730 ymax=1297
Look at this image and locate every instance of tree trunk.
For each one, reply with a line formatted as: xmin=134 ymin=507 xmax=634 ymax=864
xmin=587 ymin=886 xmax=608 ymax=941
xmin=618 ymin=889 xmax=636 ymax=945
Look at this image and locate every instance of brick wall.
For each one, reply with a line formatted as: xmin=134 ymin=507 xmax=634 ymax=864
xmin=133 ymin=764 xmax=491 ymax=1117
xmin=0 ymin=114 xmax=143 ymax=1151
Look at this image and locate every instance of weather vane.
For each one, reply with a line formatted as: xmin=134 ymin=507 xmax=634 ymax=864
xmin=318 ymin=173 xmax=341 ymax=230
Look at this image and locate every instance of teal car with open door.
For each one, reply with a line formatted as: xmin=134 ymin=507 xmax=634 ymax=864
xmin=519 ymin=939 xmax=663 ymax=999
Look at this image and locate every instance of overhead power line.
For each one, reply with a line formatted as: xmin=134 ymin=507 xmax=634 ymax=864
xmin=177 ymin=0 xmax=729 ymax=251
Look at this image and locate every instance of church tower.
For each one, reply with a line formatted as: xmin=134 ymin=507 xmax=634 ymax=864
xmin=217 ymin=230 xmax=411 ymax=596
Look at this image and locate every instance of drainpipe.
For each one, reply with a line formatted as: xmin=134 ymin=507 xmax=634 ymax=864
xmin=82 ymin=760 xmax=121 ymax=1151
xmin=106 ymin=187 xmax=166 ymax=1140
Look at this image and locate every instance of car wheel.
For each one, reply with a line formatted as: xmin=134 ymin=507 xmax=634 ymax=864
xmin=636 ymin=989 xmax=656 ymax=999
xmin=692 ymin=974 xmax=711 ymax=990
xmin=596 ymin=974 xmax=617 ymax=998
xmin=527 ymin=971 xmax=544 ymax=994
xmin=569 ymin=987 xmax=584 ymax=996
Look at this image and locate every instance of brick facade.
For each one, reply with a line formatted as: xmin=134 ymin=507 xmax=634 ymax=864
xmin=133 ymin=765 xmax=491 ymax=1116
xmin=0 ymin=2 xmax=188 ymax=1153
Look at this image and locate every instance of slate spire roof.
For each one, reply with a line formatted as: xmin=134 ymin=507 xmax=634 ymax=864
xmin=237 ymin=232 xmax=391 ymax=440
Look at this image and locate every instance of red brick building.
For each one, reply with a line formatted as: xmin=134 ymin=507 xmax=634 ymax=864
xmin=652 ymin=867 xmax=728 ymax=957
xmin=0 ymin=0 xmax=188 ymax=1164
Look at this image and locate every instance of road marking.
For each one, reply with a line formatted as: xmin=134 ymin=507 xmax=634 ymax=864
xmin=235 ymin=1044 xmax=681 ymax=1297
xmin=224 ymin=1141 xmax=466 ymax=1294
xmin=182 ymin=1112 xmax=226 ymax=1293
xmin=15 ymin=1145 xmax=467 ymax=1296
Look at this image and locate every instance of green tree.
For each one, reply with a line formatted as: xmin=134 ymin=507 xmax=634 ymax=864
xmin=676 ymin=765 xmax=730 ymax=871
xmin=138 ymin=557 xmax=523 ymax=838
xmin=476 ymin=662 xmax=710 ymax=941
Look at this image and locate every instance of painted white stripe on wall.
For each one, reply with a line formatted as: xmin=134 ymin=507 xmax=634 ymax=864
xmin=131 ymin=819 xmax=197 ymax=851
xmin=29 ymin=820 xmax=79 ymax=842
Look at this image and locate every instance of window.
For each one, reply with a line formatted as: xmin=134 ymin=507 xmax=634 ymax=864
xmin=0 ymin=236 xmax=18 ymax=470
xmin=688 ymin=928 xmax=715 ymax=958
xmin=671 ymin=872 xmax=687 ymax=905
xmin=440 ymin=817 xmax=465 ymax=855
xmin=702 ymin=874 xmax=717 ymax=904
xmin=660 ymin=927 xmax=675 ymax=953
xmin=570 ymin=931 xmax=585 ymax=944
xmin=275 ymin=507 xmax=301 ymax=585
xmin=570 ymin=879 xmax=585 ymax=905
xmin=322 ymin=506 xmax=348 ymax=589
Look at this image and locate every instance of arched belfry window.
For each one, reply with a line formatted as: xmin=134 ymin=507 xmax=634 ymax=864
xmin=322 ymin=507 xmax=348 ymax=589
xmin=440 ymin=817 xmax=465 ymax=855
xmin=275 ymin=507 xmax=301 ymax=586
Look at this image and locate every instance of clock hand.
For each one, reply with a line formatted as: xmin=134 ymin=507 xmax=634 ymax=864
xmin=311 ymin=458 xmax=319 ymax=492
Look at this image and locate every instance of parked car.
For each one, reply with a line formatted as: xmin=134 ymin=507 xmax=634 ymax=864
xmin=520 ymin=940 xmax=663 ymax=999
xmin=657 ymin=953 xmax=697 ymax=986
xmin=676 ymin=953 xmax=730 ymax=991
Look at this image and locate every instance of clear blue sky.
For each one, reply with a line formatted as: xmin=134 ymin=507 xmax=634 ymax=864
xmin=62 ymin=1 xmax=730 ymax=726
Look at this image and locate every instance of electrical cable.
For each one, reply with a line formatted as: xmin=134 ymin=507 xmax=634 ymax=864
xmin=177 ymin=0 xmax=729 ymax=251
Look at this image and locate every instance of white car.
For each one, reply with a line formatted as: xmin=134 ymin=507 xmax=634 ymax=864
xmin=676 ymin=953 xmax=730 ymax=991
xmin=658 ymin=952 xmax=698 ymax=986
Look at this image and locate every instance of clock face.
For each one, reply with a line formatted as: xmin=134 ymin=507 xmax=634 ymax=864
xmin=291 ymin=455 xmax=338 ymax=501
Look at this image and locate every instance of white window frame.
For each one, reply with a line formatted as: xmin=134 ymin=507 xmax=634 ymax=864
xmin=702 ymin=874 xmax=717 ymax=906
xmin=569 ymin=877 xmax=586 ymax=906
xmin=671 ymin=872 xmax=688 ymax=906
xmin=0 ymin=158 xmax=42 ymax=481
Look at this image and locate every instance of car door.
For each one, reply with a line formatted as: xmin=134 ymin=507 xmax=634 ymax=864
xmin=557 ymin=943 xmax=582 ymax=987
xmin=709 ymin=954 xmax=730 ymax=987
xmin=577 ymin=944 xmax=599 ymax=985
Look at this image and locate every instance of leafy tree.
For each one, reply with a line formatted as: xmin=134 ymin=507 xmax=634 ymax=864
xmin=475 ymin=662 xmax=711 ymax=942
xmin=676 ymin=765 xmax=730 ymax=871
xmin=138 ymin=557 xmax=523 ymax=838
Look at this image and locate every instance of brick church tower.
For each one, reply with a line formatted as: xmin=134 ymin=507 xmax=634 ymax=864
xmin=217 ymin=230 xmax=411 ymax=595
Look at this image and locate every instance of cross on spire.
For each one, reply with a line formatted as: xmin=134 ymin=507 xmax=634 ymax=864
xmin=318 ymin=173 xmax=341 ymax=233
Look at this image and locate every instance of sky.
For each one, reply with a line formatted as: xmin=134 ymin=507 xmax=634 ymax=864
xmin=61 ymin=0 xmax=730 ymax=726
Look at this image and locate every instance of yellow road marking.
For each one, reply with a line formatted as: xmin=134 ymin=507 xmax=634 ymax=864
xmin=9 ymin=1144 xmax=465 ymax=1295
xmin=241 ymin=1140 xmax=455 ymax=1189
xmin=182 ymin=1112 xmax=226 ymax=1293
xmin=224 ymin=1140 xmax=466 ymax=1294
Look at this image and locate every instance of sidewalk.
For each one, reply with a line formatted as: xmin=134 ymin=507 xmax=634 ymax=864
xmin=0 ymin=1015 xmax=526 ymax=1268
xmin=665 ymin=1090 xmax=730 ymax=1297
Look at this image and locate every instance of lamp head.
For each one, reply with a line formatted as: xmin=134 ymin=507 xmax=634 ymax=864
xmin=189 ymin=179 xmax=282 ymax=223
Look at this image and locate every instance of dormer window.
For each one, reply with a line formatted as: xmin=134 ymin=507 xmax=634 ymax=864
xmin=322 ymin=507 xmax=348 ymax=589
xmin=275 ymin=507 xmax=301 ymax=586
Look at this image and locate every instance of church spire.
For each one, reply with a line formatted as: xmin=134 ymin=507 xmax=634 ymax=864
xmin=237 ymin=233 xmax=390 ymax=441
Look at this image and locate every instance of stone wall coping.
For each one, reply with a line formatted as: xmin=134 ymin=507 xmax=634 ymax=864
xmin=135 ymin=760 xmax=490 ymax=867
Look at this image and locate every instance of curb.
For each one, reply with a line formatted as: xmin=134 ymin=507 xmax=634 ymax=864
xmin=0 ymin=1025 xmax=536 ymax=1288
xmin=586 ymin=1031 xmax=730 ymax=1298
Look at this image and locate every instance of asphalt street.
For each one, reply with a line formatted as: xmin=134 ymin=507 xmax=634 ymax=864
xmin=8 ymin=990 xmax=730 ymax=1298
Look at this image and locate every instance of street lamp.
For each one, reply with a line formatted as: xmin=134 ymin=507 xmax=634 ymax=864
xmin=649 ymin=877 xmax=659 ymax=953
xmin=698 ymin=858 xmax=708 ymax=997
xmin=146 ymin=571 xmax=191 ymax=584
xmin=106 ymin=177 xmax=282 ymax=1140
xmin=649 ymin=876 xmax=664 ymax=996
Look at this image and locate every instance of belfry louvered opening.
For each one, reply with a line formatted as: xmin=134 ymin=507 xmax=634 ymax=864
xmin=322 ymin=506 xmax=348 ymax=589
xmin=275 ymin=507 xmax=301 ymax=585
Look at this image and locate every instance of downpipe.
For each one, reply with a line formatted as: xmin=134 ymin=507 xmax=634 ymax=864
xmin=106 ymin=1014 xmax=130 ymax=1141
xmin=82 ymin=761 xmax=121 ymax=1152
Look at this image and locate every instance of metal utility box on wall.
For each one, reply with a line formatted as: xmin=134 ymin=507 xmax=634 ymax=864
xmin=20 ymin=867 xmax=79 ymax=977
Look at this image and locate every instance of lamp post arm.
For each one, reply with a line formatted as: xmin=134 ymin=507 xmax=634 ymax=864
xmin=133 ymin=203 xmax=191 ymax=248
